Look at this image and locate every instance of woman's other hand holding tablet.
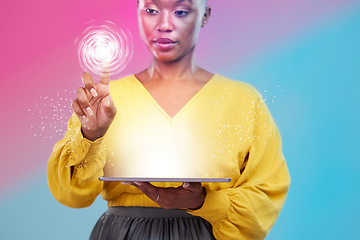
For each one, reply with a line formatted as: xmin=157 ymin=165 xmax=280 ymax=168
xmin=125 ymin=181 xmax=206 ymax=210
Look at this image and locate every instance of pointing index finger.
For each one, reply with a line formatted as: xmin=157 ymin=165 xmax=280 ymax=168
xmin=100 ymin=63 xmax=111 ymax=85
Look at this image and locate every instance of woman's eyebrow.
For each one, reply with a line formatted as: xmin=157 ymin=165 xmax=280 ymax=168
xmin=146 ymin=0 xmax=193 ymax=5
xmin=175 ymin=0 xmax=193 ymax=4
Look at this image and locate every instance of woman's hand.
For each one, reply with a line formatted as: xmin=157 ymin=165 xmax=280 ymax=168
xmin=125 ymin=182 xmax=206 ymax=210
xmin=72 ymin=67 xmax=116 ymax=141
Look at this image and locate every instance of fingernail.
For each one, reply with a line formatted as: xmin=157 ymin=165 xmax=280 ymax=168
xmin=106 ymin=100 xmax=110 ymax=109
xmin=183 ymin=182 xmax=190 ymax=188
xmin=134 ymin=182 xmax=141 ymax=186
xmin=86 ymin=107 xmax=93 ymax=116
xmin=122 ymin=182 xmax=131 ymax=185
xmin=90 ymin=88 xmax=98 ymax=97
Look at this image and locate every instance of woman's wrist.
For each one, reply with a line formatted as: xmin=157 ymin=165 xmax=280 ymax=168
xmin=188 ymin=187 xmax=207 ymax=210
xmin=81 ymin=127 xmax=108 ymax=141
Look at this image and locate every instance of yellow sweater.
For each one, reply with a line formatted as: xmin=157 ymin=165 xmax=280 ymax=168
xmin=47 ymin=74 xmax=290 ymax=240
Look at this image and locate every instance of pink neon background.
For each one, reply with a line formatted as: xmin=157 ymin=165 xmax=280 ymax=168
xmin=0 ymin=0 xmax=357 ymax=198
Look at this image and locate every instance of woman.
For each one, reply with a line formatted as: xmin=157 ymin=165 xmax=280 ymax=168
xmin=47 ymin=0 xmax=290 ymax=239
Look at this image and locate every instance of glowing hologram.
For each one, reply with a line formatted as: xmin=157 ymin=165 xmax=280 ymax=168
xmin=75 ymin=20 xmax=133 ymax=78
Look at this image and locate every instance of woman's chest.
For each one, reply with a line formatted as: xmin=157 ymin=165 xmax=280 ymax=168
xmin=140 ymin=81 xmax=207 ymax=119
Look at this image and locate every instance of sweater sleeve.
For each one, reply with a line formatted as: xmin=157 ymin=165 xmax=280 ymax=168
xmin=188 ymin=98 xmax=291 ymax=240
xmin=47 ymin=113 xmax=106 ymax=208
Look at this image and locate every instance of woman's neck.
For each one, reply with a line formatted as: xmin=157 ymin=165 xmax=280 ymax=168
xmin=145 ymin=55 xmax=201 ymax=83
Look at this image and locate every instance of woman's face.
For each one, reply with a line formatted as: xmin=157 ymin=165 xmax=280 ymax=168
xmin=137 ymin=0 xmax=210 ymax=63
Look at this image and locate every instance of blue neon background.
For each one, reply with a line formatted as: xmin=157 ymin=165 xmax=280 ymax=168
xmin=0 ymin=1 xmax=359 ymax=239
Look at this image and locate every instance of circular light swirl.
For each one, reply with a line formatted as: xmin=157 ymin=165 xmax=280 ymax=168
xmin=75 ymin=20 xmax=133 ymax=78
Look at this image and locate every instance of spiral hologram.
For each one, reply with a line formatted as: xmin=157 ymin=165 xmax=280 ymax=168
xmin=75 ymin=20 xmax=133 ymax=78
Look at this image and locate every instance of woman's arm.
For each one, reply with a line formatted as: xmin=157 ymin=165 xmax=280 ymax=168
xmin=47 ymin=70 xmax=116 ymax=208
xmin=189 ymin=98 xmax=291 ymax=240
xmin=47 ymin=114 xmax=106 ymax=208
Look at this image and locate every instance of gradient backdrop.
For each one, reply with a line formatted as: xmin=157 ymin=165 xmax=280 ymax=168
xmin=1 ymin=0 xmax=359 ymax=239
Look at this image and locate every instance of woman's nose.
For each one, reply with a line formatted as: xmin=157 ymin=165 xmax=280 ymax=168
xmin=156 ymin=12 xmax=173 ymax=32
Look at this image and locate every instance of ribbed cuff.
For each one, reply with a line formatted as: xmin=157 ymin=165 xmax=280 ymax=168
xmin=187 ymin=188 xmax=230 ymax=224
xmin=67 ymin=128 xmax=104 ymax=166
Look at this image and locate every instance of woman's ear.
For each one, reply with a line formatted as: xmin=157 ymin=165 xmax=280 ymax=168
xmin=201 ymin=6 xmax=211 ymax=27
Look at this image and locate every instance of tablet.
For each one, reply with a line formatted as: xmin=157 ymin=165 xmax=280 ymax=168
xmin=99 ymin=177 xmax=231 ymax=182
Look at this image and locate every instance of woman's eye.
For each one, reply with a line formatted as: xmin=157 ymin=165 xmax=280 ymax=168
xmin=174 ymin=10 xmax=189 ymax=17
xmin=145 ymin=8 xmax=158 ymax=15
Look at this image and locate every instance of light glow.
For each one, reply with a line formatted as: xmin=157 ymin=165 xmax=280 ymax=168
xmin=75 ymin=20 xmax=133 ymax=78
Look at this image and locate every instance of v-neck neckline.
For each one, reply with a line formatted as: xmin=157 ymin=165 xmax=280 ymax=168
xmin=131 ymin=74 xmax=216 ymax=121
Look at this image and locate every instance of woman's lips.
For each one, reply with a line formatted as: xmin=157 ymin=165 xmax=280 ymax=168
xmin=153 ymin=38 xmax=177 ymax=50
xmin=155 ymin=38 xmax=175 ymax=44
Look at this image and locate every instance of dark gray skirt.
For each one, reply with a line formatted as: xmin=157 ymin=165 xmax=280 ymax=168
xmin=89 ymin=207 xmax=216 ymax=240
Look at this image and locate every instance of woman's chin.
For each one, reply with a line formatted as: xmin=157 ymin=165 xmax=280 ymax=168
xmin=150 ymin=46 xmax=195 ymax=64
xmin=153 ymin=53 xmax=181 ymax=63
